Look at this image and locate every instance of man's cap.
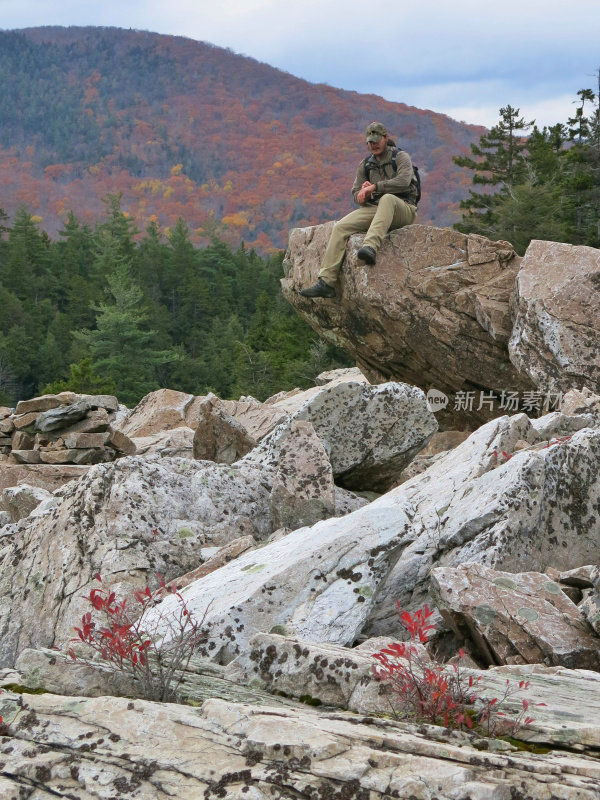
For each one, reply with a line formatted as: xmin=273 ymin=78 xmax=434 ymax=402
xmin=365 ymin=122 xmax=388 ymax=142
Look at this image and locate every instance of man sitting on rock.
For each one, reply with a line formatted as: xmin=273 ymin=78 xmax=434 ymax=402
xmin=300 ymin=122 xmax=418 ymax=299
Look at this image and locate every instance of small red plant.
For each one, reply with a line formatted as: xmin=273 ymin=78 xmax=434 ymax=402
xmin=396 ymin=603 xmax=436 ymax=643
xmin=69 ymin=573 xmax=208 ymax=702
xmin=478 ymin=679 xmax=543 ymax=737
xmin=372 ymin=604 xmax=537 ymax=737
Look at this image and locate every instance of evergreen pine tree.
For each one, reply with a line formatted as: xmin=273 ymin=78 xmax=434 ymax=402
xmin=562 ymin=88 xmax=600 ymax=246
xmin=4 ymin=208 xmax=52 ymax=298
xmin=453 ymin=94 xmax=600 ymax=251
xmin=453 ymin=106 xmax=533 ymax=236
xmin=75 ymin=238 xmax=179 ymax=406
xmin=43 ymin=357 xmax=116 ymax=396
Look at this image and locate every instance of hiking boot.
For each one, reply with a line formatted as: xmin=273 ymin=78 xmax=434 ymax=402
xmin=299 ymin=278 xmax=336 ymax=298
xmin=357 ymin=245 xmax=376 ymax=265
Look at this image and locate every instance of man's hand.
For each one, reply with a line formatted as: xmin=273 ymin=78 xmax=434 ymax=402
xmin=356 ymin=182 xmax=376 ymax=204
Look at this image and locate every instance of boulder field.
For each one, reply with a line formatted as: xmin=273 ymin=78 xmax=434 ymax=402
xmin=2 ymin=225 xmax=600 ymax=798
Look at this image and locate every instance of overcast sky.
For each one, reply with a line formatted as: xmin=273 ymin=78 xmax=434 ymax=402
xmin=1 ymin=0 xmax=599 ymax=129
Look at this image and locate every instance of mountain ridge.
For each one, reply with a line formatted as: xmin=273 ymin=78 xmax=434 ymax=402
xmin=0 ymin=26 xmax=484 ymax=250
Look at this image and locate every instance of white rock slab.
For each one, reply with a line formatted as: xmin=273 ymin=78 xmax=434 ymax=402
xmin=145 ymin=491 xmax=416 ymax=663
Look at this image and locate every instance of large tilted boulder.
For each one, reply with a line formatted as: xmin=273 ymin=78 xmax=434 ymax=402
xmin=364 ymin=411 xmax=600 ymax=640
xmin=139 ymin=407 xmax=600 ymax=664
xmin=241 ymin=379 xmax=437 ymax=492
xmin=284 ymin=226 xmax=600 ymax=426
xmin=282 ymin=224 xmax=534 ymax=426
xmin=0 ymin=456 xmax=276 ymax=667
xmin=143 ymin=490 xmax=415 ymax=664
xmin=0 ymin=447 xmax=366 ymax=668
xmin=510 ymin=240 xmax=600 ymax=394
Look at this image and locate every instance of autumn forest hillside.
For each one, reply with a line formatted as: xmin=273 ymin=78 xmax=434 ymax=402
xmin=0 ymin=26 xmax=484 ymax=251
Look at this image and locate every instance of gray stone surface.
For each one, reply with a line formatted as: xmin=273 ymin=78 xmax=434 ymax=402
xmin=0 ymin=690 xmax=599 ymax=798
xmin=132 ymin=427 xmax=196 ymax=458
xmin=225 ymin=633 xmax=600 ymax=753
xmin=9 ymin=449 xmax=41 ymax=464
xmin=364 ymin=412 xmax=600 ymax=640
xmin=145 ymin=488 xmax=415 ymax=663
xmin=269 ymin=419 xmax=336 ymax=529
xmin=242 ymin=380 xmax=437 ymax=492
xmin=430 ymin=562 xmax=600 ymax=669
xmin=509 ymin=239 xmax=600 ymax=393
xmin=35 ymin=399 xmax=92 ymax=432
xmin=225 ymin=632 xmax=388 ymax=713
xmin=0 ymin=451 xmax=365 ymax=669
xmin=0 ymin=456 xmax=277 ymax=667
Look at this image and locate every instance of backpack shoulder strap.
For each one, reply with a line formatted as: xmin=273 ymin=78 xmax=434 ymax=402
xmin=362 ymin=154 xmax=376 ymax=181
xmin=363 ymin=147 xmax=399 ymax=181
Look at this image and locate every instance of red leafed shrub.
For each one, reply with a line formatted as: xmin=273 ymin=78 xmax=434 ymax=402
xmin=372 ymin=603 xmax=538 ymax=737
xmin=69 ymin=573 xmax=208 ymax=702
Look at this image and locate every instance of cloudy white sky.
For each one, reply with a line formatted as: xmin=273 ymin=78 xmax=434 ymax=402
xmin=1 ymin=0 xmax=599 ymax=129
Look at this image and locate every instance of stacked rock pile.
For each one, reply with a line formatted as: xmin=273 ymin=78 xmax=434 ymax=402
xmin=0 ymin=393 xmax=136 ymax=464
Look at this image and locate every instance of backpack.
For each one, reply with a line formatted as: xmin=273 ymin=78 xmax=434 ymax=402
xmin=363 ymin=147 xmax=421 ymax=205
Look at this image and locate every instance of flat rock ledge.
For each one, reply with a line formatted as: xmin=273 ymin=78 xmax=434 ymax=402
xmin=1 ymin=689 xmax=600 ymax=799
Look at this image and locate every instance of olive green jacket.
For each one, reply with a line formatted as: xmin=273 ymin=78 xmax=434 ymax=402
xmin=351 ymin=146 xmax=418 ymax=206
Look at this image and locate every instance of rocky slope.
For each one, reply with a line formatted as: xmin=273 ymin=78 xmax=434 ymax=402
xmin=2 ymin=227 xmax=600 ymax=797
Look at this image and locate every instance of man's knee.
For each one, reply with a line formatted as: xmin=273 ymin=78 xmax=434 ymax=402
xmin=335 ymin=209 xmax=373 ymax=236
xmin=378 ymin=194 xmax=397 ymax=209
xmin=378 ymin=194 xmax=408 ymax=216
xmin=383 ymin=195 xmax=415 ymax=228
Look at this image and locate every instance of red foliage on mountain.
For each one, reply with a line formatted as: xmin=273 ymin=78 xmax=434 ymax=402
xmin=0 ymin=26 xmax=484 ymax=251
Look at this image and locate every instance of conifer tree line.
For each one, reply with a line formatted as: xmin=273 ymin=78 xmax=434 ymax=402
xmin=0 ymin=196 xmax=350 ymax=407
xmin=453 ymin=83 xmax=600 ymax=253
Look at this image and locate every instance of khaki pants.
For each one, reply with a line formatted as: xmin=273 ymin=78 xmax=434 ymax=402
xmin=318 ymin=195 xmax=417 ymax=286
